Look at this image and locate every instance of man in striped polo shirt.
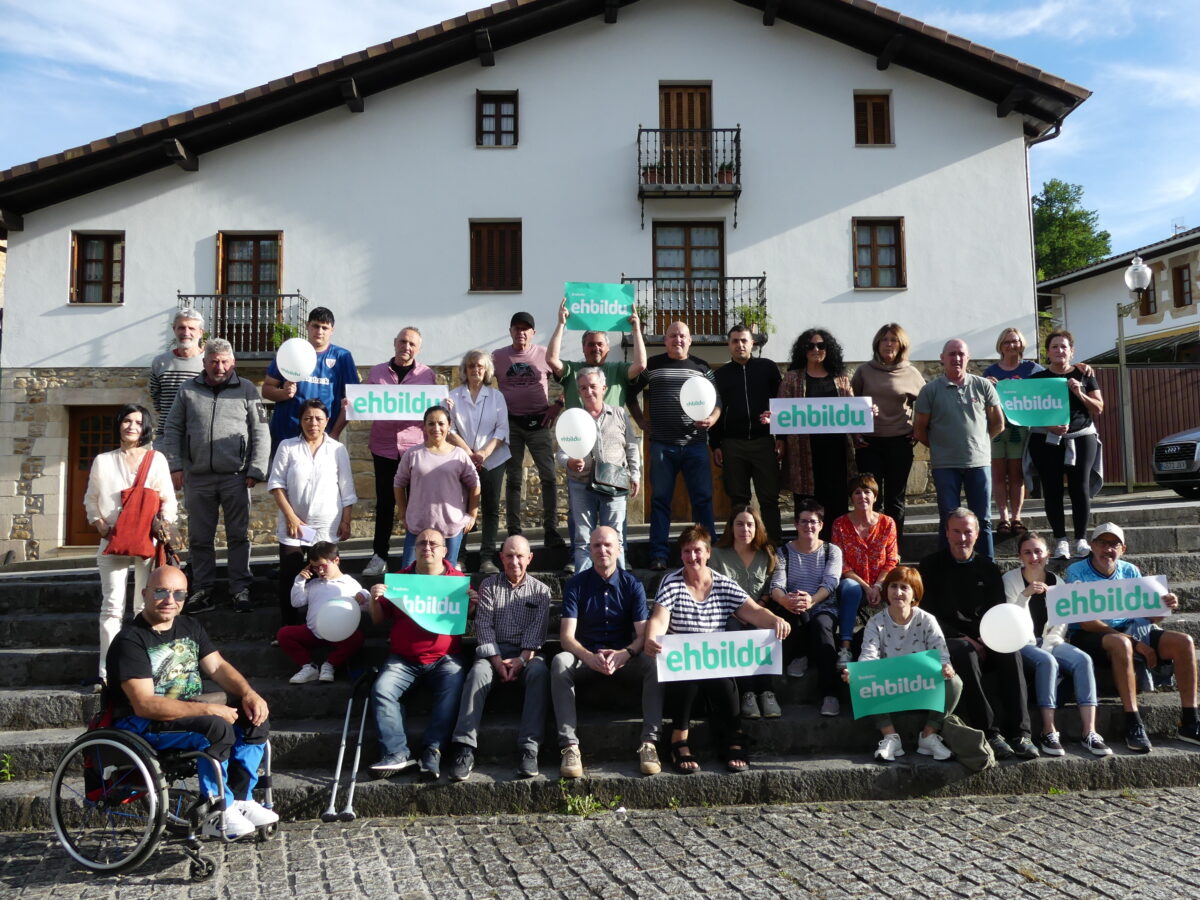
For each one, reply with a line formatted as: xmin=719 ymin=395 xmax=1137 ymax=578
xmin=631 ymin=320 xmax=721 ymax=571
xmin=148 ymin=307 xmax=206 ymax=436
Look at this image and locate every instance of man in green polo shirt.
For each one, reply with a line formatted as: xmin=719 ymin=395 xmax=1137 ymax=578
xmin=546 ymin=298 xmax=647 ymax=409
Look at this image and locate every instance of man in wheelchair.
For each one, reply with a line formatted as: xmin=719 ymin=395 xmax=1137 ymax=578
xmin=106 ymin=564 xmax=279 ymax=840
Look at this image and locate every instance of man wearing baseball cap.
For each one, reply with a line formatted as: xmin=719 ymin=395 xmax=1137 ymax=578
xmin=1066 ymin=522 xmax=1198 ymax=752
xmin=493 ymin=312 xmax=567 ymax=549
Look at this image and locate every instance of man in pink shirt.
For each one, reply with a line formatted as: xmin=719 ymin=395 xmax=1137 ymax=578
xmin=492 ymin=312 xmax=565 ymax=548
xmin=363 ymin=327 xmax=437 ymax=576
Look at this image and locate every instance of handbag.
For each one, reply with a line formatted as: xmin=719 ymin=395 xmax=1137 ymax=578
xmin=103 ymin=451 xmax=162 ymax=560
xmin=587 ymin=415 xmax=632 ymax=498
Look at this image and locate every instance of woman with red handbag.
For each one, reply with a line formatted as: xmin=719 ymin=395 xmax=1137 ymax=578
xmin=83 ymin=404 xmax=177 ymax=688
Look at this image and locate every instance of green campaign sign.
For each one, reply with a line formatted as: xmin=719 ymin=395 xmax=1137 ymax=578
xmin=345 ymin=384 xmax=449 ymax=421
xmin=846 ymin=649 xmax=946 ymax=719
xmin=994 ymin=378 xmax=1069 ymax=427
xmin=383 ymin=574 xmax=470 ymax=635
xmin=564 ymin=282 xmax=634 ymax=332
xmin=1045 ymin=576 xmax=1171 ymax=627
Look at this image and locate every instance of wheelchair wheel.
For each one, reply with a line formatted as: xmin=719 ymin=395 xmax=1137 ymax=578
xmin=49 ymin=730 xmax=167 ymax=873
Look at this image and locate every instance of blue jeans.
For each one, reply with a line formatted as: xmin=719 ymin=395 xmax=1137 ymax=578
xmin=372 ymin=653 xmax=466 ymax=758
xmin=401 ymin=529 xmax=464 ymax=570
xmin=837 ymin=578 xmax=865 ymax=643
xmin=931 ymin=466 xmax=993 ymax=559
xmin=649 ymin=440 xmax=714 ymax=562
xmin=1020 ymin=641 xmax=1097 ymax=708
xmin=566 ymin=479 xmax=627 ymax=572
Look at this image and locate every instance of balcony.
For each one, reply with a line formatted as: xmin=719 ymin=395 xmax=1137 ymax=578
xmin=621 ymin=275 xmax=768 ymax=346
xmin=177 ymin=292 xmax=309 ymax=359
xmin=636 ymin=127 xmax=742 ymax=199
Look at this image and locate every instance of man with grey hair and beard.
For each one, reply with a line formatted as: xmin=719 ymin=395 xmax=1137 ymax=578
xmin=149 ymin=307 xmax=206 ymax=436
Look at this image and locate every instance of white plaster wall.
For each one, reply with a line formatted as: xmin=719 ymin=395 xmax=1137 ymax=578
xmin=3 ymin=0 xmax=1037 ymax=369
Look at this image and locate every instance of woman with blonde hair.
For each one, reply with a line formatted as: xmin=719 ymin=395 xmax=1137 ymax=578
xmin=983 ymin=327 xmax=1043 ymax=535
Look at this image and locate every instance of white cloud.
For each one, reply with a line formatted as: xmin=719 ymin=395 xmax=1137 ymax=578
xmin=896 ymin=0 xmax=1165 ymax=43
xmin=1103 ymin=65 xmax=1200 ymax=109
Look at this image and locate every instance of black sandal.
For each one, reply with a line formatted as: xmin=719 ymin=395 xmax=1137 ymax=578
xmin=724 ymin=732 xmax=751 ymax=773
xmin=670 ymin=740 xmax=700 ymax=774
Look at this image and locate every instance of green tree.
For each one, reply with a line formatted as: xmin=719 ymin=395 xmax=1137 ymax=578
xmin=1032 ymin=179 xmax=1112 ymax=280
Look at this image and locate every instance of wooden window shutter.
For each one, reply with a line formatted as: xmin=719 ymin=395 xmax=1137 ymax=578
xmin=69 ymin=232 xmax=80 ymax=302
xmin=470 ymin=222 xmax=522 ymax=291
xmin=215 ymin=231 xmax=226 ymax=293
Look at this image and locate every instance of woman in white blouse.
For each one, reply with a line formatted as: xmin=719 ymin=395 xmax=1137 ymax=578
xmin=84 ymin=404 xmax=177 ymax=686
xmin=267 ymin=399 xmax=357 ymax=626
xmin=446 ymin=349 xmax=510 ymax=574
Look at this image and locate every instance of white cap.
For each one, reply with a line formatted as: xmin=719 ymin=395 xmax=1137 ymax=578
xmin=1089 ymin=522 xmax=1125 ymax=545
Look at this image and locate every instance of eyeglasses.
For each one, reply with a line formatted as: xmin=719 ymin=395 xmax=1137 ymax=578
xmin=804 ymin=342 xmax=825 ymax=351
xmin=1093 ymin=538 xmax=1122 ymax=548
xmin=152 ymin=588 xmax=188 ymax=603
xmin=416 ymin=540 xmax=446 ymax=549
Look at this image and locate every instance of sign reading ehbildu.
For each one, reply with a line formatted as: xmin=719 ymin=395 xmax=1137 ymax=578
xmin=769 ymin=397 xmax=874 ymax=434
xmin=655 ymin=629 xmax=782 ymax=683
xmin=345 ymin=384 xmax=449 ymax=421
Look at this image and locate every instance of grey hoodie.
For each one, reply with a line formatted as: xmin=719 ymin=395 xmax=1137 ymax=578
xmin=160 ymin=372 xmax=271 ymax=481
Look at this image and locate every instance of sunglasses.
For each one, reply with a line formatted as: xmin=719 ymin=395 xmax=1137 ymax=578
xmin=152 ymin=588 xmax=188 ymax=603
xmin=804 ymin=342 xmax=826 ymax=351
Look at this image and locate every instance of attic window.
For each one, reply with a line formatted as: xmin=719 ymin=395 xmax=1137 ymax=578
xmin=477 ymin=91 xmax=518 ymax=147
xmin=854 ymin=93 xmax=892 ymax=146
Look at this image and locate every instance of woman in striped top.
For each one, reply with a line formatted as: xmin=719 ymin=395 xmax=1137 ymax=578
xmin=645 ymin=525 xmax=790 ymax=774
xmin=769 ymin=500 xmax=843 ymax=717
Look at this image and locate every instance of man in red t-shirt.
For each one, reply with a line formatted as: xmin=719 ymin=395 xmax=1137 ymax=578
xmin=367 ymin=528 xmax=471 ymax=781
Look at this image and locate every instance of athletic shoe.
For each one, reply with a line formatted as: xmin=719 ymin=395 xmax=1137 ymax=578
xmin=479 ymin=559 xmax=499 ymax=575
xmin=1073 ymin=539 xmax=1091 ymax=558
xmin=836 ymin=648 xmax=854 ymax=670
xmin=649 ymin=559 xmax=667 ymax=571
xmin=449 ymin=744 xmax=475 ymax=782
xmin=1039 ymin=731 xmax=1066 ymax=757
xmin=1176 ymin=721 xmax=1200 ymax=746
xmin=186 ymin=589 xmax=216 ymax=615
xmin=874 ymin=733 xmax=904 ymax=762
xmin=1125 ymin=721 xmax=1152 ymax=753
xmin=740 ymin=691 xmax=762 ymax=719
xmin=989 ymin=736 xmax=1015 ymax=760
xmin=202 ymin=805 xmax=255 ymax=840
xmin=289 ymin=664 xmax=319 ymax=685
xmin=562 ymin=562 xmax=576 ymax=574
xmin=786 ymin=658 xmax=809 ymax=679
xmin=1013 ymin=736 xmax=1040 ymax=759
xmin=419 ymin=746 xmax=441 ymax=781
xmin=232 ymin=590 xmax=252 ymax=613
xmin=559 ymin=745 xmax=584 ymax=779
xmin=1052 ymin=539 xmax=1070 ymax=560
xmin=370 ymin=753 xmax=417 ymax=775
xmin=638 ymin=742 xmax=661 ymax=776
xmin=362 ymin=554 xmax=387 ymax=577
xmin=1081 ymin=732 xmax=1113 ymax=757
xmin=516 ymin=747 xmax=539 ymax=778
xmin=319 ymin=662 xmax=336 ymax=683
xmin=918 ymin=732 xmax=953 ymax=761
xmin=233 ymin=799 xmax=279 ymax=828
xmin=759 ymin=692 xmax=782 ymax=718
xmin=819 ymin=696 xmax=840 ymax=717
xmin=544 ymin=530 xmax=567 ymax=549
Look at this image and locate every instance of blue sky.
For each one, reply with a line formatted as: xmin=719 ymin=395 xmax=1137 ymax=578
xmin=1 ymin=0 xmax=1194 ymax=252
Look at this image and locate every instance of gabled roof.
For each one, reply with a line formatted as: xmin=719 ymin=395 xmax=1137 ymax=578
xmin=1037 ymin=225 xmax=1200 ymax=291
xmin=0 ymin=0 xmax=1089 ymax=227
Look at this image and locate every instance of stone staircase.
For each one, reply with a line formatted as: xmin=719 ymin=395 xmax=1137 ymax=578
xmin=3 ymin=492 xmax=1200 ymax=828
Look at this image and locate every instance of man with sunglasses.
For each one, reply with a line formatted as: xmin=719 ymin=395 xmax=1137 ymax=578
xmin=106 ymin=565 xmax=277 ymax=841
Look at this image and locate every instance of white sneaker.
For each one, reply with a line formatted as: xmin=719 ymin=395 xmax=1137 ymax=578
xmin=1052 ymin=539 xmax=1070 ymax=559
xmin=1073 ymin=539 xmax=1090 ymax=558
xmin=786 ymin=658 xmax=808 ymax=678
xmin=917 ymin=732 xmax=953 ymax=761
xmin=290 ymin=664 xmax=319 ymax=684
xmin=836 ymin=648 xmax=853 ymax=670
xmin=362 ymin=554 xmax=387 ymax=577
xmin=319 ymin=662 xmax=336 ymax=683
xmin=875 ymin=733 xmax=904 ymax=761
xmin=233 ymin=798 xmax=280 ymax=828
xmin=201 ymin=805 xmax=255 ymax=840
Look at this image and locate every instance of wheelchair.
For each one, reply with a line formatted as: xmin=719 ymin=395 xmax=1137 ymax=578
xmin=49 ymin=724 xmax=275 ymax=881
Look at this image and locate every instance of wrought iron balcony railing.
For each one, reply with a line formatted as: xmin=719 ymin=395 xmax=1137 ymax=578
xmin=177 ymin=292 xmax=309 ymax=358
xmin=636 ymin=127 xmax=742 ymax=198
xmin=621 ymin=275 xmax=768 ymax=344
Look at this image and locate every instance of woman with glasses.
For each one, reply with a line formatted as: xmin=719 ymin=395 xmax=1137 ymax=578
xmin=983 ymin=328 xmax=1043 ymax=536
xmin=778 ymin=328 xmax=855 ymax=539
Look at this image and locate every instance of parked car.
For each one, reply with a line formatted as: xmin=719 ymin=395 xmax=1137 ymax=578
xmin=1153 ymin=427 xmax=1200 ymax=499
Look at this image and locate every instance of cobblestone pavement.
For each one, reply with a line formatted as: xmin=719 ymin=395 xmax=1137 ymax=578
xmin=3 ymin=787 xmax=1199 ymax=898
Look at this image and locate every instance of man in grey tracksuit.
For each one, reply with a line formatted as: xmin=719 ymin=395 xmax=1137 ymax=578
xmin=161 ymin=338 xmax=270 ymax=614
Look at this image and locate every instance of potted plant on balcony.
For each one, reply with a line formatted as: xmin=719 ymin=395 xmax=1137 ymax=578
xmin=730 ymin=303 xmax=774 ymax=337
xmin=716 ymin=162 xmax=736 ymax=185
xmin=641 ymin=162 xmax=666 ymax=185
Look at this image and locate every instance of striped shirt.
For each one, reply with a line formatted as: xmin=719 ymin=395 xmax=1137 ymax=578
xmin=632 ymin=354 xmax=719 ymax=446
xmin=770 ymin=542 xmax=842 ymax=614
xmin=654 ymin=569 xmax=749 ymax=635
xmin=149 ymin=350 xmax=205 ymax=435
xmin=474 ymin=573 xmax=551 ymax=658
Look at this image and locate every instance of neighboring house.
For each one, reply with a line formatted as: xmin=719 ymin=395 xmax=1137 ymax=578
xmin=0 ymin=0 xmax=1087 ymax=560
xmin=1037 ymin=226 xmax=1200 ymax=363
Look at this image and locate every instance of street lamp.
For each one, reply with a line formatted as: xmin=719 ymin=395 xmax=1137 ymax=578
xmin=1116 ymin=256 xmax=1153 ymax=491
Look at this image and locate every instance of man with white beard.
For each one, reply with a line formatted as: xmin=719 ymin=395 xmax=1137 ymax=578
xmin=149 ymin=307 xmax=206 ymax=436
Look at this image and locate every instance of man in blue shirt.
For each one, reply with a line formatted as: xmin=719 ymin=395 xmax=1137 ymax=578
xmin=550 ymin=526 xmax=662 ymax=778
xmin=261 ymin=307 xmax=359 ymax=456
xmin=1067 ymin=521 xmax=1197 ymax=752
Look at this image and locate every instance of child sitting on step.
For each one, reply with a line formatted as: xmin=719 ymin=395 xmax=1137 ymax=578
xmin=277 ymin=542 xmax=368 ymax=684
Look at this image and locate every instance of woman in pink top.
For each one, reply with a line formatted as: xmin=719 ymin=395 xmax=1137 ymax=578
xmin=394 ymin=406 xmax=480 ymax=569
xmin=831 ymin=474 xmax=898 ymax=668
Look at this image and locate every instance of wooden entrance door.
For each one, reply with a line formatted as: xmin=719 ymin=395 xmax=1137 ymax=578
xmin=659 ymin=85 xmax=712 ymax=184
xmin=66 ymin=406 xmax=121 ymax=546
xmin=652 ymin=223 xmax=725 ymax=337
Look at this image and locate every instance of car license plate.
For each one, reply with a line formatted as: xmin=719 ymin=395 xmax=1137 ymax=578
xmin=1160 ymin=461 xmax=1189 ymax=471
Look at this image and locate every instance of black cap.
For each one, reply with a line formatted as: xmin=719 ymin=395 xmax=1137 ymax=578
xmin=510 ymin=311 xmax=535 ymax=329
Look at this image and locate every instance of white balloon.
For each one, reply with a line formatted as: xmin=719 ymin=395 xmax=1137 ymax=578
xmin=276 ymin=337 xmax=317 ymax=383
xmin=679 ymin=376 xmax=717 ymax=421
xmin=315 ymin=598 xmax=361 ymax=643
xmin=979 ymin=604 xmax=1034 ymax=654
xmin=555 ymin=408 xmax=598 ymax=459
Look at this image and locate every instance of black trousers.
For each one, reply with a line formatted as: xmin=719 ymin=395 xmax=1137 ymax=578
xmin=664 ymin=677 xmax=739 ymax=749
xmin=371 ymin=453 xmax=402 ymax=560
xmin=1027 ymin=432 xmax=1099 ymax=540
xmin=278 ymin=544 xmax=309 ymax=626
xmin=947 ymin=637 xmax=1030 ymax=740
xmin=855 ymin=435 xmax=914 ymax=537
